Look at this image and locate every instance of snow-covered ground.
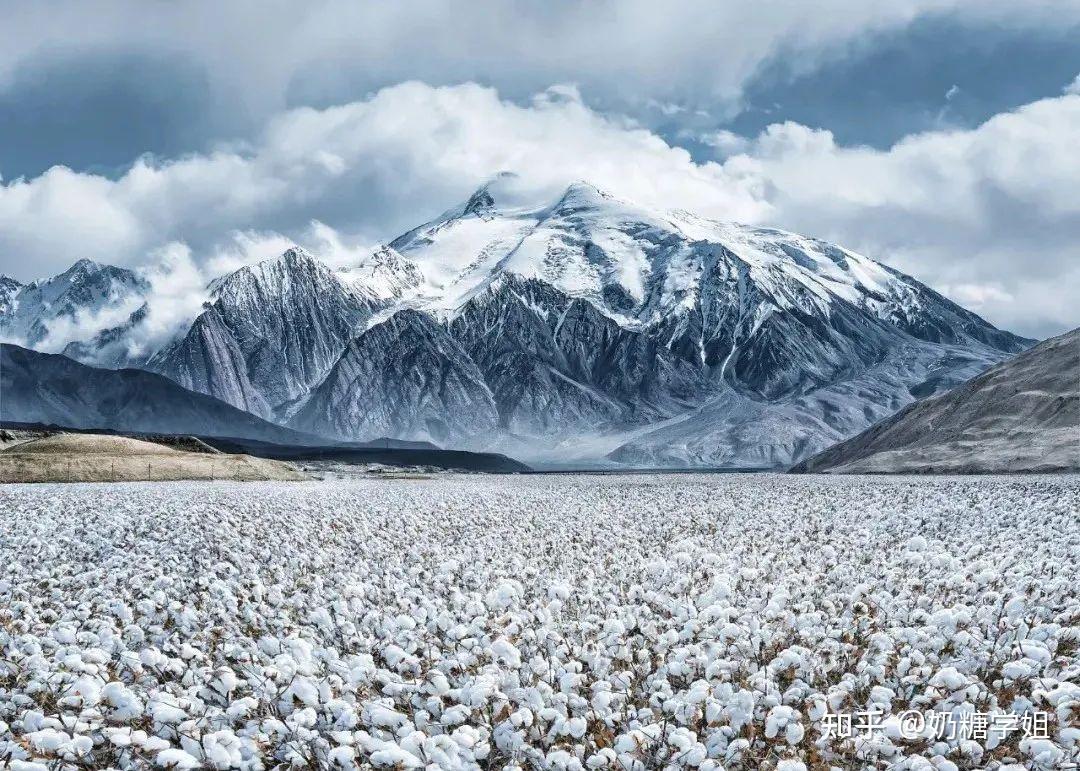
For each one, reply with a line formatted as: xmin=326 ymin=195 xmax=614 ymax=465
xmin=0 ymin=474 xmax=1077 ymax=770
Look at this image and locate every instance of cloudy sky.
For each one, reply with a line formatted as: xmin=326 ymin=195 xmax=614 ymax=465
xmin=2 ymin=1 xmax=1079 ymax=338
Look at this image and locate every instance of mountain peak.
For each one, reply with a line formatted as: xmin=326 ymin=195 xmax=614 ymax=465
xmin=62 ymin=258 xmax=106 ymax=279
xmin=460 ymin=176 xmax=615 ymax=218
xmin=463 ymin=187 xmax=497 ymax=216
xmin=458 ymin=172 xmax=551 ymax=217
xmin=549 ymin=181 xmax=616 ymax=213
xmin=341 ymin=246 xmax=423 ymax=301
xmin=248 ymin=246 xmax=323 ymax=275
xmin=279 ymin=245 xmax=316 ymax=264
xmin=209 ymin=246 xmax=332 ymax=299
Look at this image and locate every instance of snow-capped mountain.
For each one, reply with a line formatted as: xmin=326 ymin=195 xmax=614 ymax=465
xmin=61 ymin=303 xmax=150 ymax=369
xmin=388 ymin=176 xmax=1026 ymax=398
xmin=293 ymin=177 xmax=1023 ymax=465
xmin=1 ymin=179 xmax=1033 ymax=467
xmin=0 ymin=258 xmax=148 ymax=353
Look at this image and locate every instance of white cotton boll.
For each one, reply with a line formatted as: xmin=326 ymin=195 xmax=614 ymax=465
xmin=308 ymin=607 xmax=333 ymax=629
xmin=102 ymin=681 xmax=145 ymax=720
xmin=776 ymin=761 xmax=806 ymax=771
xmin=210 ymin=667 xmax=239 ymax=696
xmin=491 ymin=637 xmax=522 ymax=667
xmin=1058 ymin=727 xmax=1080 ymax=748
xmin=9 ymin=761 xmax=50 ymax=771
xmin=26 ymin=728 xmax=71 ymax=754
xmin=366 ymin=703 xmax=410 ymax=728
xmin=82 ymin=648 xmax=109 ymax=665
xmin=441 ymin=705 xmax=471 ymax=726
xmin=288 ymin=707 xmax=318 ymax=729
xmin=539 ymin=706 xmax=561 ymax=723
xmin=156 ymin=748 xmax=202 ymax=769
xmin=1019 ymin=737 xmax=1064 ymax=766
xmin=906 ymin=536 xmax=928 ymax=552
xmin=225 ymin=696 xmax=258 ymax=721
xmin=1002 ymin=660 xmax=1033 ymax=680
xmin=1004 ymin=596 xmax=1027 ymax=621
xmin=559 ymin=672 xmax=582 ymax=693
xmin=548 ymin=582 xmax=572 ymax=601
xmin=369 ymin=744 xmax=423 ymax=768
xmin=202 ymin=730 xmax=244 ymax=769
xmin=586 ymin=748 xmax=617 ymax=768
xmin=592 ymin=690 xmax=615 ymax=712
xmin=59 ymin=675 xmax=102 ymax=707
xmin=107 ymin=728 xmax=133 ymax=747
xmin=451 ymin=725 xmax=482 ymax=751
xmin=485 ymin=580 xmax=523 ymax=611
xmin=285 ymin=676 xmax=322 ymax=707
xmin=668 ymin=728 xmax=693 ymax=751
xmin=567 ymin=717 xmax=587 ymax=738
xmin=930 ymin=666 xmax=968 ymax=692
xmin=512 ymin=708 xmax=535 ymax=728
xmin=149 ymin=698 xmax=188 ymax=725
xmin=383 ymin=644 xmax=412 ymax=668
xmin=764 ymin=705 xmax=795 ymax=739
xmin=53 ymin=626 xmax=77 ymax=645
xmin=142 ymin=735 xmax=172 ymax=752
xmin=329 ymin=745 xmax=357 ymax=767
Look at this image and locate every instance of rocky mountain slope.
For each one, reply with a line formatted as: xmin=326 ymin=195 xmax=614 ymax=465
xmin=146 ymin=248 xmax=383 ymax=420
xmin=289 ymin=309 xmax=499 ymax=444
xmin=1 ymin=179 xmax=1034 ymax=467
xmin=791 ymin=328 xmax=1079 ymax=474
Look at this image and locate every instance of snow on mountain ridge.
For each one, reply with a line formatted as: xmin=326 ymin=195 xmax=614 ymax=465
xmin=337 ymin=245 xmax=424 ymax=301
xmin=383 ymin=181 xmax=1026 ymax=386
xmin=385 ymin=180 xmax=953 ymax=342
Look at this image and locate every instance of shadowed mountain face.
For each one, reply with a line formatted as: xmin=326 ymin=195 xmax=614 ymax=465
xmin=0 ymin=180 xmax=1035 ymax=468
xmin=289 ymin=309 xmax=499 ymax=445
xmin=791 ymin=328 xmax=1079 ymax=474
xmin=0 ymin=344 xmax=313 ymax=444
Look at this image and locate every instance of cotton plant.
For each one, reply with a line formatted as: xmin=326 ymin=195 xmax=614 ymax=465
xmin=0 ymin=474 xmax=1075 ymax=770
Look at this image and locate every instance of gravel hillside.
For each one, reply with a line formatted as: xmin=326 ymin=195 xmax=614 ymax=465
xmin=792 ymin=328 xmax=1079 ymax=474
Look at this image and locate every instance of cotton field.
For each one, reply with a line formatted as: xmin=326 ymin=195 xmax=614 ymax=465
xmin=0 ymin=475 xmax=1078 ymax=771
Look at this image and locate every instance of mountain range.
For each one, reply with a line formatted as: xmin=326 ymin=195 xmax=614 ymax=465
xmin=0 ymin=176 xmax=1034 ymax=467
